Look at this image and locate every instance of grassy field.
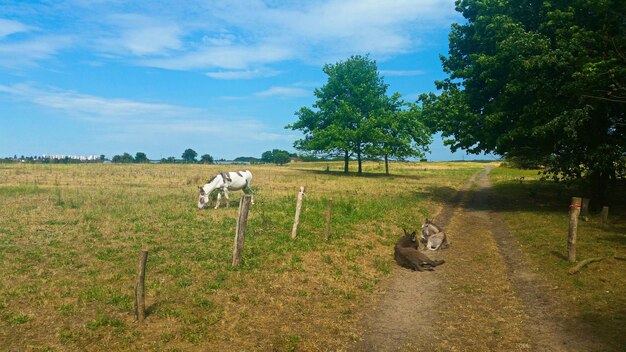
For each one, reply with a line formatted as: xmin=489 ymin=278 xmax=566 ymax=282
xmin=0 ymin=161 xmax=482 ymax=351
xmin=0 ymin=161 xmax=623 ymax=351
xmin=489 ymin=167 xmax=626 ymax=349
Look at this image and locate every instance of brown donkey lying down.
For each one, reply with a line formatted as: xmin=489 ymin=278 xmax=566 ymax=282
xmin=394 ymin=230 xmax=445 ymax=271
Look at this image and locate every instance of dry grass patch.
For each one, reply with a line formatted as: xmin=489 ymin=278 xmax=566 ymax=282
xmin=489 ymin=167 xmax=626 ymax=351
xmin=0 ymin=162 xmax=483 ymax=351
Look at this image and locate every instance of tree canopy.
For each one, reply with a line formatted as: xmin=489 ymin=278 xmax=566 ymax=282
xmin=421 ymin=0 xmax=625 ymax=201
xmin=111 ymin=153 xmax=134 ymax=163
xmin=365 ymin=96 xmax=431 ymax=174
xmin=200 ymin=154 xmax=214 ymax=164
xmin=288 ymin=55 xmax=430 ymax=174
xmin=134 ymin=152 xmax=149 ymax=163
xmin=261 ymin=149 xmax=293 ymax=165
xmin=181 ymin=148 xmax=198 ymax=163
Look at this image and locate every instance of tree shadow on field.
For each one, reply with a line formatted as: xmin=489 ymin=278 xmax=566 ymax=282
xmin=550 ymin=250 xmax=568 ymax=261
xmin=145 ymin=301 xmax=161 ymax=318
xmin=597 ymin=233 xmax=626 ymax=246
xmin=421 ymin=179 xmax=625 ymax=214
xmin=295 ymin=169 xmax=425 ymax=181
xmin=577 ymin=311 xmax=626 ymax=351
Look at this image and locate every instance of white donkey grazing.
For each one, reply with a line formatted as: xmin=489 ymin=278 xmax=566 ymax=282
xmin=198 ymin=170 xmax=254 ymax=209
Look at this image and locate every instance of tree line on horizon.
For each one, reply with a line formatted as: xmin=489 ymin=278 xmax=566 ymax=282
xmin=106 ymin=148 xmax=332 ymax=165
xmin=0 ymin=149 xmax=370 ymax=165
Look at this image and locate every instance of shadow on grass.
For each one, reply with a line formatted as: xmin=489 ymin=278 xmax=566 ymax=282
xmin=550 ymin=250 xmax=569 ymax=261
xmin=598 ymin=233 xmax=626 ymax=246
xmin=293 ymin=169 xmax=425 ymax=181
xmin=145 ymin=302 xmax=161 ymax=318
xmin=578 ymin=311 xmax=626 ymax=352
xmin=418 ymin=180 xmax=625 ymax=215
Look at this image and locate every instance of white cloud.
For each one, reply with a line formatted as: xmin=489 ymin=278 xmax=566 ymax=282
xmin=0 ymin=83 xmax=196 ymax=122
xmin=97 ymin=14 xmax=184 ymax=56
xmin=255 ymin=132 xmax=299 ymax=141
xmin=0 ymin=35 xmax=73 ymax=68
xmin=0 ymin=18 xmax=32 ymax=38
xmin=0 ymin=83 xmax=295 ymax=143
xmin=254 ymin=86 xmax=310 ymax=98
xmin=206 ymin=0 xmax=458 ymax=62
xmin=205 ymin=68 xmax=281 ymax=80
xmin=141 ymin=44 xmax=295 ymax=70
xmin=0 ymin=1 xmax=459 ymax=72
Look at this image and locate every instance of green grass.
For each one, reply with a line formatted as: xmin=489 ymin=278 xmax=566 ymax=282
xmin=490 ymin=166 xmax=626 ymax=350
xmin=0 ymin=161 xmax=486 ymax=350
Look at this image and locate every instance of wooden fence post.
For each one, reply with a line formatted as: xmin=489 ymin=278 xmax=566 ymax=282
xmin=580 ymin=198 xmax=590 ymax=221
xmin=291 ymin=186 xmax=305 ymax=239
xmin=567 ymin=197 xmax=582 ymax=263
xmin=324 ymin=199 xmax=333 ymax=241
xmin=134 ymin=249 xmax=148 ymax=322
xmin=600 ymin=206 xmax=609 ymax=227
xmin=232 ymin=195 xmax=252 ymax=267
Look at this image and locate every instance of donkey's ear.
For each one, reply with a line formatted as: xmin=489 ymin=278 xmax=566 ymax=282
xmin=411 ymin=231 xmax=417 ymax=236
xmin=403 ymin=228 xmax=409 ymax=235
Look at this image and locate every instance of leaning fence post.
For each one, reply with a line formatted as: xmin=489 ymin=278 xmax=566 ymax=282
xmin=134 ymin=249 xmax=148 ymax=322
xmin=324 ymin=199 xmax=333 ymax=241
xmin=567 ymin=197 xmax=582 ymax=263
xmin=580 ymin=198 xmax=590 ymax=221
xmin=291 ymin=186 xmax=306 ymax=239
xmin=600 ymin=206 xmax=609 ymax=227
xmin=232 ymin=195 xmax=252 ymax=267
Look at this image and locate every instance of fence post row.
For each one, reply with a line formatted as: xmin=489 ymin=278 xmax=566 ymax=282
xmin=600 ymin=206 xmax=609 ymax=227
xmin=580 ymin=198 xmax=590 ymax=221
xmin=291 ymin=186 xmax=305 ymax=239
xmin=232 ymin=194 xmax=252 ymax=267
xmin=134 ymin=249 xmax=148 ymax=322
xmin=567 ymin=197 xmax=582 ymax=263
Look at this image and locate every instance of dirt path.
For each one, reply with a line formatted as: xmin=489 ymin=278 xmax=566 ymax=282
xmin=350 ymin=170 xmax=481 ymax=351
xmin=352 ymin=166 xmax=602 ymax=351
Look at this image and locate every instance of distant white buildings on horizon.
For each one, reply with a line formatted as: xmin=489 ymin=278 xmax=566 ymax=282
xmin=41 ymin=154 xmax=102 ymax=161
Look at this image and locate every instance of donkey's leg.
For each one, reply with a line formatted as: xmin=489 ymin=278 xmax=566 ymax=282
xmin=223 ymin=188 xmax=230 ymax=208
xmin=215 ymin=192 xmax=222 ymax=209
xmin=244 ymin=186 xmax=255 ymax=204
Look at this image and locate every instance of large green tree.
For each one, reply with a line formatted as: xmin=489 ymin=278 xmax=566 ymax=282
xmin=181 ymin=148 xmax=198 ymax=163
xmin=134 ymin=152 xmax=149 ymax=163
xmin=287 ymin=55 xmax=390 ymax=174
xmin=111 ymin=153 xmax=134 ymax=163
xmin=261 ymin=149 xmax=292 ymax=165
xmin=365 ymin=95 xmax=432 ymax=175
xmin=421 ymin=0 xmax=625 ymax=202
xmin=200 ymin=154 xmax=214 ymax=164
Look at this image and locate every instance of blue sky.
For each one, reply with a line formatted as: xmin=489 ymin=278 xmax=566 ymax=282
xmin=0 ymin=0 xmax=495 ymax=161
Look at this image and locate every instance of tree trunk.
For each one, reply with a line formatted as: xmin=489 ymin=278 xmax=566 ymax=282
xmin=384 ymin=154 xmax=389 ymax=175
xmin=357 ymin=147 xmax=362 ymax=174
xmin=343 ymin=150 xmax=349 ymax=174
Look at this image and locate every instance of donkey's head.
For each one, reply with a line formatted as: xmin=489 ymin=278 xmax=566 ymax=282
xmin=421 ymin=218 xmax=441 ymax=233
xmin=197 ymin=186 xmax=209 ymax=209
xmin=403 ymin=229 xmax=417 ymax=242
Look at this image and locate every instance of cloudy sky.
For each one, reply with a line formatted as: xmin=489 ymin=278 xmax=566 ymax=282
xmin=0 ymin=0 xmax=494 ymax=161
